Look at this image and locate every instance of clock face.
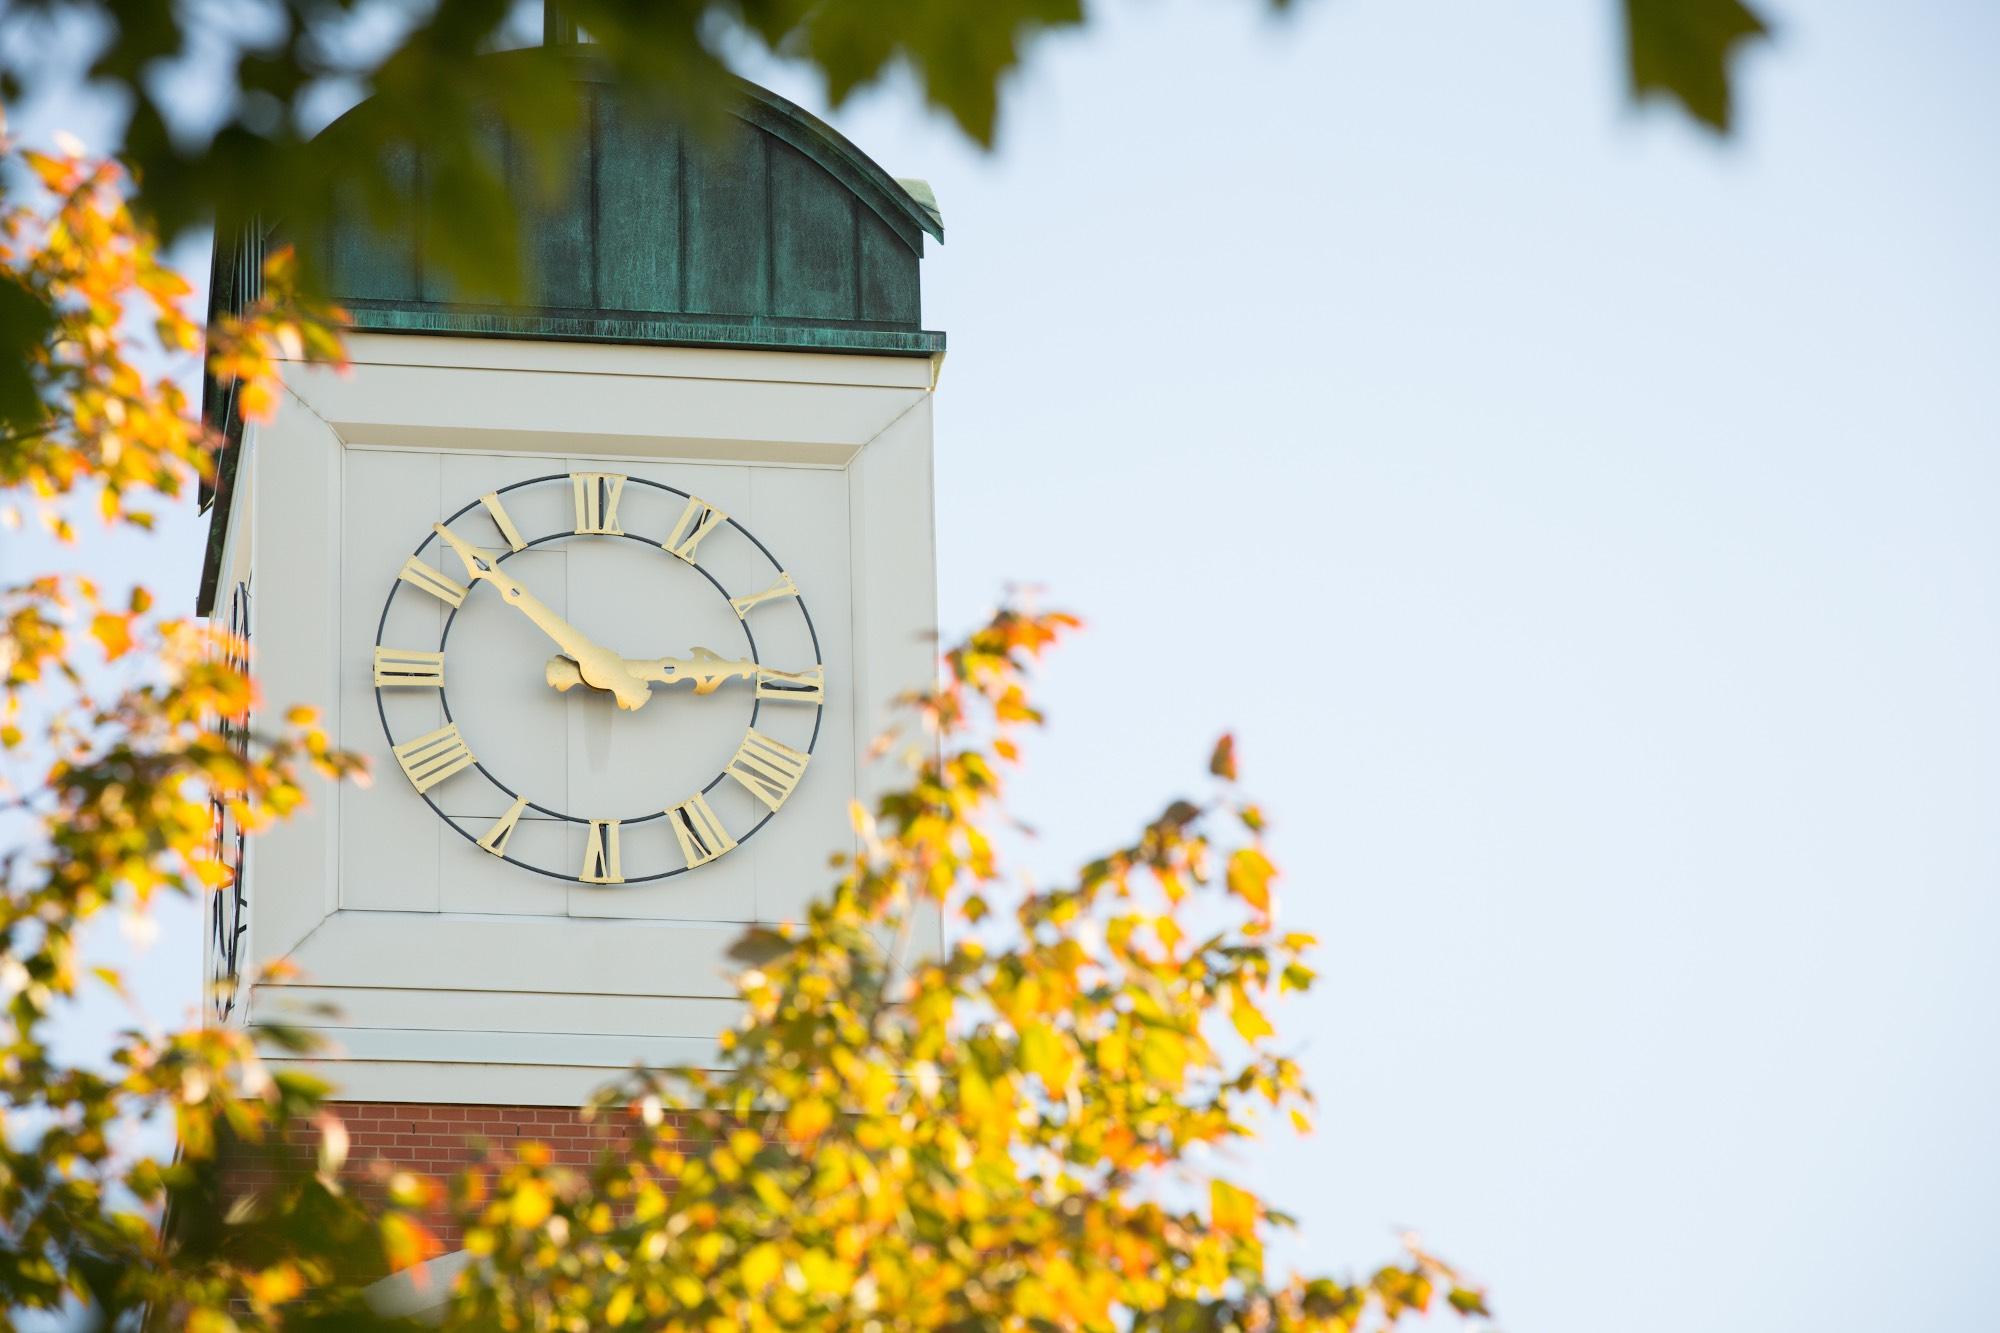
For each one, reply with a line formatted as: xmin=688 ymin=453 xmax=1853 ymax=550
xmin=371 ymin=472 xmax=824 ymax=885
xmin=210 ymin=578 xmax=251 ymax=1020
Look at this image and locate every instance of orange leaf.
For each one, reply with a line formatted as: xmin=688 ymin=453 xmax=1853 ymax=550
xmin=1209 ymin=733 xmax=1238 ymax=780
xmin=382 ymin=1213 xmax=443 ymax=1271
xmin=89 ymin=612 xmax=132 ymax=660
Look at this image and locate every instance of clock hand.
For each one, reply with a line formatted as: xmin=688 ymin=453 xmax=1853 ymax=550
xmin=544 ymin=646 xmax=757 ymax=697
xmin=430 ymin=524 xmax=652 ymax=711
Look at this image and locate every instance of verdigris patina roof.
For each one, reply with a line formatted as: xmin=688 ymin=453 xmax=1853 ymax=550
xmin=196 ymin=56 xmax=942 ymax=613
xmin=310 ymin=59 xmax=943 ymax=357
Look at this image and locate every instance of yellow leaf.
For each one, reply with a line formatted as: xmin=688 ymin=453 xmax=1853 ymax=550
xmin=1211 ymin=1178 xmax=1259 ymax=1239
xmin=785 ymin=1097 xmax=834 ymax=1143
xmin=1226 ymin=847 xmax=1276 ymax=914
xmin=741 ymin=1241 xmax=784 ymax=1290
xmin=799 ymin=1247 xmax=855 ymax=1296
xmin=1227 ymin=982 xmax=1275 ymax=1042
xmin=508 ymin=1179 xmax=553 ymax=1229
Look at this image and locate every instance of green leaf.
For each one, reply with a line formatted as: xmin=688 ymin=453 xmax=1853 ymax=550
xmin=1624 ymin=0 xmax=1771 ymax=133
xmin=1449 ymin=1286 xmax=1492 ymax=1315
xmin=0 ymin=276 xmax=53 ymax=432
xmin=727 ymin=925 xmax=793 ymax=965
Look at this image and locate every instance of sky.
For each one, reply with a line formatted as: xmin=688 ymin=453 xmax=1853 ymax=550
xmin=9 ymin=0 xmax=2000 ymax=1330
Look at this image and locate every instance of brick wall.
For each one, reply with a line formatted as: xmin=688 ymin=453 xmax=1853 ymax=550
xmin=221 ymin=1100 xmax=690 ymax=1249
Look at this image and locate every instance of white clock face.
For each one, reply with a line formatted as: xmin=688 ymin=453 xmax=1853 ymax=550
xmin=371 ymin=472 xmax=824 ymax=885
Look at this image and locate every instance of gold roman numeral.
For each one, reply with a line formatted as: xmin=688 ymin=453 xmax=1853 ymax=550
xmin=668 ymin=792 xmax=737 ymax=869
xmin=663 ymin=494 xmax=727 ymax=563
xmin=392 ymin=723 xmax=476 ymax=794
xmin=571 ymin=473 xmax=626 ymax=535
xmin=755 ymin=664 xmax=824 ymax=704
xmin=373 ymin=646 xmax=444 ymax=687
xmin=480 ymin=491 xmax=527 ymax=552
xmin=729 ymin=570 xmax=798 ymax=619
xmin=399 ymin=556 xmax=466 ymax=608
xmin=581 ymin=819 xmax=623 ymax=884
xmin=725 ymin=729 xmax=810 ymax=813
xmin=477 ymin=795 xmax=529 ymax=857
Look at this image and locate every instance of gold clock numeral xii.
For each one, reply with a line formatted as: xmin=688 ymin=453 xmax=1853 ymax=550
xmin=572 ymin=473 xmax=626 ymax=535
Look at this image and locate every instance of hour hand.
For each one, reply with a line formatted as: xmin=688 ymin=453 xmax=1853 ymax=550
xmin=544 ymin=647 xmax=756 ymax=697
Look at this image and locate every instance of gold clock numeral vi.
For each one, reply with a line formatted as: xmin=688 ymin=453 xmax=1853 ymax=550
xmin=663 ymin=494 xmax=728 ymax=563
xmin=725 ymin=729 xmax=810 ymax=812
xmin=668 ymin=792 xmax=737 ymax=869
xmin=480 ymin=491 xmax=528 ymax=552
xmin=756 ymin=664 xmax=824 ymax=704
xmin=478 ymin=795 xmax=529 ymax=857
xmin=373 ymin=646 xmax=445 ymax=687
xmin=572 ymin=473 xmax=626 ymax=535
xmin=729 ymin=570 xmax=798 ymax=619
xmin=399 ymin=555 xmax=467 ymax=608
xmin=581 ymin=819 xmax=624 ymax=884
xmin=392 ymin=723 xmax=477 ymax=794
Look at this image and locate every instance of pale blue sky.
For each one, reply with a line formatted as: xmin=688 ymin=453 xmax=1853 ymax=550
xmin=10 ymin=1 xmax=2000 ymax=1329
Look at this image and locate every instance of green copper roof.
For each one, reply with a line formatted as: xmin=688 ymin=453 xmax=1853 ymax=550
xmin=196 ymin=60 xmax=943 ymax=614
xmin=310 ymin=59 xmax=943 ymax=357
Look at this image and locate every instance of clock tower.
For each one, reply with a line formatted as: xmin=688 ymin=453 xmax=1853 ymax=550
xmin=199 ymin=48 xmax=944 ymax=1242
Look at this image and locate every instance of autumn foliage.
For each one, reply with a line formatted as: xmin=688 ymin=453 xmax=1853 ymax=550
xmin=0 ymin=131 xmax=1489 ymax=1330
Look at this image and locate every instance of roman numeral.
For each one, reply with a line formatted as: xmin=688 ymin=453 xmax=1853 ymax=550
xmin=571 ymin=473 xmax=626 ymax=535
xmin=479 ymin=490 xmax=527 ymax=552
xmin=398 ymin=556 xmax=466 ymax=608
xmin=477 ymin=795 xmax=529 ymax=857
xmin=392 ymin=723 xmax=476 ymax=794
xmin=729 ymin=570 xmax=798 ymax=619
xmin=580 ymin=819 xmax=623 ymax=884
xmin=667 ymin=792 xmax=737 ymax=869
xmin=373 ymin=646 xmax=444 ymax=687
xmin=755 ymin=664 xmax=824 ymax=704
xmin=663 ymin=494 xmax=728 ymax=563
xmin=725 ymin=729 xmax=810 ymax=813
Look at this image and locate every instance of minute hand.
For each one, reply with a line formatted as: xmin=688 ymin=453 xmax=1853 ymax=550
xmin=431 ymin=524 xmax=651 ymax=711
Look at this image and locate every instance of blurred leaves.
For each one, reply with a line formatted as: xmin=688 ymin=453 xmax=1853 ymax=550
xmin=432 ymin=599 xmax=1491 ymax=1331
xmin=0 ymin=131 xmax=390 ymax=1326
xmin=0 ymin=0 xmax=1772 ymax=394
xmin=1625 ymin=0 xmax=1771 ymax=132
